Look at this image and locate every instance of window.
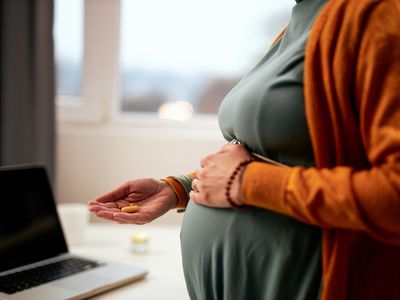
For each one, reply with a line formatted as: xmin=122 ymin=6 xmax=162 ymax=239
xmin=119 ymin=0 xmax=292 ymax=120
xmin=54 ymin=0 xmax=293 ymax=123
xmin=54 ymin=0 xmax=84 ymax=97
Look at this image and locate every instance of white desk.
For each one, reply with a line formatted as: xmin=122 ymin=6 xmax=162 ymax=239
xmin=70 ymin=223 xmax=189 ymax=300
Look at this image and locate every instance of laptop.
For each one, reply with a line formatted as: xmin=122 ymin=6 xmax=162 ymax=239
xmin=0 ymin=165 xmax=147 ymax=300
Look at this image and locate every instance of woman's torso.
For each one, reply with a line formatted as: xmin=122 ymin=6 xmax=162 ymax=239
xmin=181 ymin=1 xmax=328 ymax=299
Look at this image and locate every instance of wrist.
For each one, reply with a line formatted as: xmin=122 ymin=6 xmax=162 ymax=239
xmin=159 ymin=180 xmax=179 ymax=209
xmin=231 ymin=164 xmax=250 ymax=205
xmin=160 ymin=177 xmax=189 ymax=211
xmin=225 ymin=158 xmax=254 ymax=210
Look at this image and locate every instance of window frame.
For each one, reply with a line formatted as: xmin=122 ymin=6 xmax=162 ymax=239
xmin=55 ymin=0 xmax=294 ymax=131
xmin=56 ymin=0 xmax=220 ymax=133
xmin=57 ymin=0 xmax=121 ymax=123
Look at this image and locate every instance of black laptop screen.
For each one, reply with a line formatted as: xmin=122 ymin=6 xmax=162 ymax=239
xmin=0 ymin=166 xmax=68 ymax=273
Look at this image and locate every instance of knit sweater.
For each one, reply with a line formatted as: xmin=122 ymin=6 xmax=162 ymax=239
xmin=242 ymin=0 xmax=400 ymax=299
xmin=164 ymin=0 xmax=400 ymax=298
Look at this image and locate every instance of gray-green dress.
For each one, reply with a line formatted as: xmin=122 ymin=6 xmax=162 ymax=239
xmin=180 ymin=1 xmax=328 ymax=299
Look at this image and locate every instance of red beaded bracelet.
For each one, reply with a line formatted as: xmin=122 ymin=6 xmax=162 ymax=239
xmin=225 ymin=157 xmax=255 ymax=210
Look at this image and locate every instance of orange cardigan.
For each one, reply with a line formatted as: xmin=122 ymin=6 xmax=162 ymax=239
xmin=164 ymin=0 xmax=400 ymax=298
xmin=242 ymin=0 xmax=400 ymax=299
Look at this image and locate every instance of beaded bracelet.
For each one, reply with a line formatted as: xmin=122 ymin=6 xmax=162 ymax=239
xmin=225 ymin=157 xmax=255 ymax=210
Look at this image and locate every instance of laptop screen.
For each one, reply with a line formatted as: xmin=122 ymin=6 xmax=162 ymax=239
xmin=0 ymin=165 xmax=68 ymax=273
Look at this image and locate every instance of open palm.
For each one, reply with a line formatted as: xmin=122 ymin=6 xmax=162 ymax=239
xmin=88 ymin=178 xmax=177 ymax=224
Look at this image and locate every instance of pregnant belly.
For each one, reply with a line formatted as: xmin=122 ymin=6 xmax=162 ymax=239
xmin=180 ymin=201 xmax=322 ymax=300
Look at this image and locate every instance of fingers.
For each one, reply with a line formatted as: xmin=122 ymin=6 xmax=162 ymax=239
xmin=88 ymin=200 xmax=99 ymax=205
xmin=189 ymin=178 xmax=211 ymax=206
xmin=200 ymin=144 xmax=248 ymax=168
xmin=89 ymin=203 xmax=149 ymax=224
xmin=89 ymin=198 xmax=137 ymax=213
xmin=91 ymin=182 xmax=132 ymax=203
xmin=89 ymin=203 xmax=119 ymax=212
xmin=190 ymin=177 xmax=209 ymax=205
xmin=200 ymin=154 xmax=214 ymax=168
xmin=219 ymin=143 xmax=245 ymax=153
xmin=191 ymin=178 xmax=199 ymax=193
xmin=95 ymin=209 xmax=118 ymax=220
xmin=89 ymin=204 xmax=122 ymax=223
xmin=189 ymin=190 xmax=198 ymax=203
xmin=189 ymin=188 xmax=212 ymax=207
xmin=111 ymin=212 xmax=149 ymax=225
xmin=219 ymin=143 xmax=235 ymax=153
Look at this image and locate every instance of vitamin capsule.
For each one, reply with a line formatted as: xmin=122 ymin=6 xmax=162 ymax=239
xmin=121 ymin=204 xmax=139 ymax=213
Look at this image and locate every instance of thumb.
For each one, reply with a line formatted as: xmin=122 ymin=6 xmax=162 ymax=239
xmin=93 ymin=182 xmax=132 ymax=203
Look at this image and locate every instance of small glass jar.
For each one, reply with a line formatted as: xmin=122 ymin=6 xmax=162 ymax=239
xmin=130 ymin=232 xmax=150 ymax=254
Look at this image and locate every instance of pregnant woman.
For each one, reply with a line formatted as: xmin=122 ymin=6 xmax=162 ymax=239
xmin=89 ymin=0 xmax=400 ymax=299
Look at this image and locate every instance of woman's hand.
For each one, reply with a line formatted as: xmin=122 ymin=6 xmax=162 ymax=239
xmin=88 ymin=178 xmax=177 ymax=224
xmin=190 ymin=144 xmax=253 ymax=208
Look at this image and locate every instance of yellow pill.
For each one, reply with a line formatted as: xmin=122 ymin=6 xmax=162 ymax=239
xmin=121 ymin=204 xmax=139 ymax=213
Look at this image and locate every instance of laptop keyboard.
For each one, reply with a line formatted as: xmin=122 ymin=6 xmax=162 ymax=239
xmin=0 ymin=257 xmax=103 ymax=294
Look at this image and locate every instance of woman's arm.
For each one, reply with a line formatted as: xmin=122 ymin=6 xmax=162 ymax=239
xmin=193 ymin=0 xmax=400 ymax=246
xmin=242 ymin=0 xmax=400 ymax=245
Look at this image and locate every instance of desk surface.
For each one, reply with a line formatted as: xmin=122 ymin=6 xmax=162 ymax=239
xmin=70 ymin=223 xmax=189 ymax=300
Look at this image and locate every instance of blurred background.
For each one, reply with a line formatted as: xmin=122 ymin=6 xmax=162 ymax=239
xmin=1 ymin=0 xmax=294 ymax=224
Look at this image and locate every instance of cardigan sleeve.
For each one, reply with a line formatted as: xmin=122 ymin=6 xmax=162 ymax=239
xmin=161 ymin=172 xmax=196 ymax=210
xmin=241 ymin=0 xmax=400 ymax=246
